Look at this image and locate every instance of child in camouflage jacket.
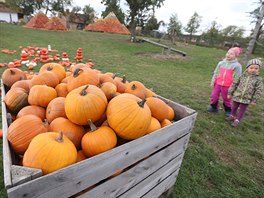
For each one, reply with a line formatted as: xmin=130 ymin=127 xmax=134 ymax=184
xmin=227 ymin=59 xmax=263 ymax=127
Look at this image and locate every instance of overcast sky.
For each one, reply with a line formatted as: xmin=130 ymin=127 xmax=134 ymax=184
xmin=72 ymin=0 xmax=259 ymax=36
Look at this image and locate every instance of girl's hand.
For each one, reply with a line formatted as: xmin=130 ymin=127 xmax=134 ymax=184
xmin=227 ymin=95 xmax=232 ymax=99
xmin=210 ymin=83 xmax=214 ymax=88
xmin=250 ymin=102 xmax=256 ymax=106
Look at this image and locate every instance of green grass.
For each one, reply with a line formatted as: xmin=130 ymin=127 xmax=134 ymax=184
xmin=1 ymin=23 xmax=264 ymax=197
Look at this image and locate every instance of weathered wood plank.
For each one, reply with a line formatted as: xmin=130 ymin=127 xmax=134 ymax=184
xmin=119 ymin=156 xmax=181 ymax=197
xmin=140 ymin=38 xmax=187 ymax=56
xmin=7 ymin=114 xmax=196 ymax=198
xmin=77 ymin=134 xmax=190 ymax=198
xmin=143 ymin=170 xmax=179 ymax=198
xmin=1 ymin=80 xmax=13 ymax=189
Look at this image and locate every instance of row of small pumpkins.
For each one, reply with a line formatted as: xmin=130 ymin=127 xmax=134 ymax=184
xmin=2 ymin=62 xmax=175 ymax=175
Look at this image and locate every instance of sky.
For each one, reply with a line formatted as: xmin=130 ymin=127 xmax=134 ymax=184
xmin=71 ymin=0 xmax=259 ymax=36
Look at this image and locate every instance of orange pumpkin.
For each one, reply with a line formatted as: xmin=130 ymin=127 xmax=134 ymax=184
xmin=7 ymin=115 xmax=48 ymax=154
xmin=107 ymin=93 xmax=151 ymax=140
xmin=146 ymin=97 xmax=170 ymax=122
xmin=81 ymin=120 xmax=117 ymax=157
xmin=17 ymin=105 xmax=46 ymax=121
xmin=39 ymin=62 xmax=66 ymax=82
xmin=145 ymin=88 xmax=157 ymax=98
xmin=66 ymin=68 xmax=99 ymax=92
xmin=161 ymin=119 xmax=172 ymax=128
xmin=76 ymin=150 xmax=87 ymax=163
xmin=28 ymin=85 xmax=57 ymax=107
xmin=23 ymin=132 xmax=77 ymax=175
xmin=4 ymin=87 xmax=29 ymax=114
xmin=100 ymin=82 xmax=117 ymax=100
xmin=55 ymin=83 xmax=68 ymax=97
xmin=113 ymin=75 xmax=129 ymax=93
xmin=49 ymin=117 xmax=85 ymax=150
xmin=146 ymin=117 xmax=161 ymax=134
xmin=46 ymin=97 xmax=67 ymax=123
xmin=30 ymin=71 xmax=59 ymax=88
xmin=2 ymin=68 xmax=26 ymax=88
xmin=11 ymin=80 xmax=31 ymax=92
xmin=65 ymin=85 xmax=108 ymax=125
xmin=125 ymin=81 xmax=147 ymax=99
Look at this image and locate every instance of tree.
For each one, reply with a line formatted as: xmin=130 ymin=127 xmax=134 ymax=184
xmin=167 ymin=14 xmax=182 ymax=44
xmin=101 ymin=0 xmax=125 ymax=24
xmin=6 ymin=0 xmax=42 ymax=15
xmin=202 ymin=21 xmax=221 ymax=46
xmin=220 ymin=25 xmax=245 ymax=44
xmin=82 ymin=5 xmax=95 ymax=25
xmin=246 ymin=0 xmax=264 ymax=57
xmin=145 ymin=15 xmax=159 ymax=31
xmin=185 ymin=12 xmax=201 ymax=40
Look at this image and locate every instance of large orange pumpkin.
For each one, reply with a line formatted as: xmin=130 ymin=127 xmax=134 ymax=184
xmin=107 ymin=93 xmax=151 ymax=140
xmin=28 ymin=85 xmax=57 ymax=107
xmin=81 ymin=120 xmax=117 ymax=157
xmin=146 ymin=117 xmax=161 ymax=134
xmin=23 ymin=132 xmax=77 ymax=175
xmin=39 ymin=62 xmax=66 ymax=82
xmin=113 ymin=75 xmax=129 ymax=93
xmin=66 ymin=68 xmax=99 ymax=92
xmin=49 ymin=117 xmax=85 ymax=150
xmin=65 ymin=85 xmax=108 ymax=125
xmin=7 ymin=115 xmax=48 ymax=154
xmin=30 ymin=71 xmax=59 ymax=88
xmin=55 ymin=83 xmax=68 ymax=97
xmin=11 ymin=79 xmax=31 ymax=92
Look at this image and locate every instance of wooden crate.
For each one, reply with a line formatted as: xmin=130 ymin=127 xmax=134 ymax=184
xmin=1 ymin=80 xmax=197 ymax=198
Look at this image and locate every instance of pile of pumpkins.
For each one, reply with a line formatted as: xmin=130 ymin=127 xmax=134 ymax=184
xmin=2 ymin=62 xmax=175 ymax=175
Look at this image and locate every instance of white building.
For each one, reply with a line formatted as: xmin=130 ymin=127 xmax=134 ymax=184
xmin=0 ymin=0 xmax=19 ymax=23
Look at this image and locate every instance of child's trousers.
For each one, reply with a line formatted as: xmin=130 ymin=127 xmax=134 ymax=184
xmin=210 ymin=84 xmax=231 ymax=111
xmin=231 ymin=101 xmax=248 ymax=121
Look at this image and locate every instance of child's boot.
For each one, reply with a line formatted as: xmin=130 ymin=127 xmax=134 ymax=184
xmin=224 ymin=104 xmax=231 ymax=117
xmin=208 ymin=103 xmax=218 ymax=113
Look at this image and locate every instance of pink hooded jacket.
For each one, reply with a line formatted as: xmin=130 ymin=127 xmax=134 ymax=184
xmin=211 ymin=59 xmax=242 ymax=87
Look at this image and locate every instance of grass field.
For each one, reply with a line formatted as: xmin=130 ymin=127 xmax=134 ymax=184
xmin=0 ymin=23 xmax=264 ymax=198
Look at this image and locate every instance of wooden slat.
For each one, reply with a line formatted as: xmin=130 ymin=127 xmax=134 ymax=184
xmin=1 ymin=80 xmax=13 ymax=189
xmin=142 ymin=170 xmax=179 ymax=198
xmin=140 ymin=38 xmax=187 ymax=56
xmin=7 ymin=114 xmax=196 ymax=198
xmin=119 ymin=156 xmax=182 ymax=197
xmin=77 ymin=134 xmax=190 ymax=198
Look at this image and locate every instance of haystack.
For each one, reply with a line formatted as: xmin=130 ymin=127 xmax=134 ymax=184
xmin=44 ymin=17 xmax=67 ymax=31
xmin=85 ymin=12 xmax=130 ymax=35
xmin=24 ymin=12 xmax=49 ymax=29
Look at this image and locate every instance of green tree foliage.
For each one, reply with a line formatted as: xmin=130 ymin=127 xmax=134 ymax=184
xmin=82 ymin=5 xmax=95 ymax=25
xmin=202 ymin=21 xmax=221 ymax=46
xmin=145 ymin=15 xmax=159 ymax=31
xmin=6 ymin=0 xmax=72 ymax=16
xmin=167 ymin=14 xmax=182 ymax=44
xmin=101 ymin=0 xmax=125 ymax=24
xmin=185 ymin=12 xmax=201 ymax=40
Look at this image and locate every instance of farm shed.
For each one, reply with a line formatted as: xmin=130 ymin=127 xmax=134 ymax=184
xmin=0 ymin=4 xmax=18 ymax=23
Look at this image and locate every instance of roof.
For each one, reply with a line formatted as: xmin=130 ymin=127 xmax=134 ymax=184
xmin=0 ymin=5 xmax=17 ymax=13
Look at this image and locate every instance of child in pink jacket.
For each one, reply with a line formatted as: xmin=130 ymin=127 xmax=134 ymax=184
xmin=208 ymin=47 xmax=242 ymax=116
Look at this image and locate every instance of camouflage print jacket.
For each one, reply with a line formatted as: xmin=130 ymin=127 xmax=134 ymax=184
xmin=228 ymin=72 xmax=263 ymax=104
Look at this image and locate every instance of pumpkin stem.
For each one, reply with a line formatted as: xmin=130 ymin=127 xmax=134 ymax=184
xmin=56 ymin=132 xmax=64 ymax=143
xmin=122 ymin=75 xmax=126 ymax=83
xmin=10 ymin=69 xmax=15 ymax=75
xmin=47 ymin=66 xmax=53 ymax=71
xmin=88 ymin=119 xmax=97 ymax=132
xmin=138 ymin=99 xmax=147 ymax=108
xmin=73 ymin=68 xmax=83 ymax=77
xmin=131 ymin=84 xmax=137 ymax=90
xmin=80 ymin=85 xmax=89 ymax=96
